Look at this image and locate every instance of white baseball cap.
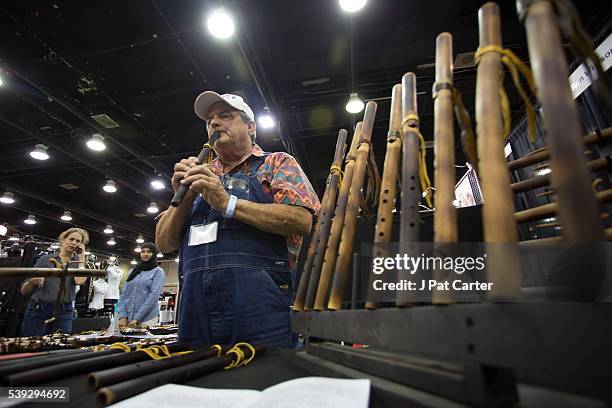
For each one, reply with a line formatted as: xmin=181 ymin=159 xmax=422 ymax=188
xmin=194 ymin=91 xmax=255 ymax=122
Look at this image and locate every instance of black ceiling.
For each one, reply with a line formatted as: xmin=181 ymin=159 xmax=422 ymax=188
xmin=0 ymin=0 xmax=608 ymax=260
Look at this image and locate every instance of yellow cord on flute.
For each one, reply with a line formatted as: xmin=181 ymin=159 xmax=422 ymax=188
xmin=475 ymin=45 xmax=538 ymax=143
xmin=109 ymin=343 xmax=131 ymax=353
xmin=224 ymin=345 xmax=245 ymax=370
xmin=234 ymin=342 xmax=257 ymax=366
xmin=329 ymin=163 xmax=345 ymax=195
xmin=203 ymin=143 xmax=214 ymax=164
xmin=211 ymin=344 xmax=222 ymax=357
xmin=402 ymin=114 xmax=433 ymax=208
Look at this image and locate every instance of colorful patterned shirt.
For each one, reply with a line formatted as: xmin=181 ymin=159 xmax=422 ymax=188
xmin=210 ymin=144 xmax=320 ymax=268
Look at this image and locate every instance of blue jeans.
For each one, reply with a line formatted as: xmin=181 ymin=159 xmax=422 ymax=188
xmin=21 ymin=300 xmax=74 ymax=336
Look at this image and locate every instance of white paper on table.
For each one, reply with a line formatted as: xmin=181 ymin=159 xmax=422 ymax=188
xmin=107 ymin=384 xmax=259 ymax=408
xmin=107 ymin=377 xmax=370 ymax=408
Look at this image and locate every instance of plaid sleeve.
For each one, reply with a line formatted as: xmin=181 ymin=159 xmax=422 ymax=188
xmin=261 ymin=152 xmax=320 ymax=215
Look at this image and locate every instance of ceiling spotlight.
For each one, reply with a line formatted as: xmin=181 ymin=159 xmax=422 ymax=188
xmin=0 ymin=225 xmax=6 ymax=236
xmin=339 ymin=0 xmax=368 ymax=13
xmin=345 ymin=93 xmax=365 ymax=114
xmin=60 ymin=210 xmax=73 ymax=221
xmin=103 ymin=224 xmax=114 ymax=234
xmin=0 ymin=192 xmax=15 ymax=204
xmin=258 ymin=113 xmax=275 ymax=129
xmin=150 ymin=179 xmax=165 ymax=190
xmin=87 ymin=133 xmax=106 ymax=151
xmin=107 ymin=237 xmax=116 ymax=246
xmin=109 ymin=255 xmax=117 ymax=262
xmin=130 ymin=259 xmax=138 ymax=265
xmin=103 ymin=179 xmax=117 ymax=193
xmin=30 ymin=144 xmax=50 ymax=161
xmin=207 ymin=7 xmax=235 ymax=39
xmin=147 ymin=202 xmax=159 ymax=214
xmin=156 ymin=253 xmax=163 ymax=258
xmin=136 ymin=234 xmax=144 ymax=244
xmin=50 ymin=243 xmax=60 ymax=250
xmin=175 ymin=257 xmax=180 ymax=263
xmin=24 ymin=215 xmax=37 ymax=225
xmin=134 ymin=246 xmax=142 ymax=253
xmin=9 ymin=234 xmax=20 ymax=242
xmin=84 ymin=251 xmax=91 ymax=256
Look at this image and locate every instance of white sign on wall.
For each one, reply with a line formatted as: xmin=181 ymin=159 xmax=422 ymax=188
xmin=568 ymin=32 xmax=612 ymax=99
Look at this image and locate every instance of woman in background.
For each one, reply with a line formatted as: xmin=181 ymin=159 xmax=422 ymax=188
xmin=20 ymin=227 xmax=89 ymax=335
xmin=117 ymin=242 xmax=164 ymax=328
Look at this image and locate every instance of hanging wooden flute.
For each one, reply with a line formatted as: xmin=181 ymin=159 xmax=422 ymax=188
xmin=294 ymin=129 xmax=347 ymax=311
xmin=328 ymin=102 xmax=378 ymax=311
xmin=432 ymin=33 xmax=457 ymax=304
xmin=4 ymin=342 xmax=190 ymax=386
xmin=97 ymin=345 xmax=266 ymax=407
xmin=303 ymin=129 xmax=348 ymax=310
xmin=313 ymin=124 xmax=363 ymax=310
xmin=518 ymin=0 xmax=604 ymax=241
xmin=365 ymin=85 xmax=402 ymax=310
xmin=88 ymin=346 xmax=230 ymax=390
xmin=476 ymin=2 xmax=521 ymax=298
xmin=397 ymin=72 xmax=424 ymax=307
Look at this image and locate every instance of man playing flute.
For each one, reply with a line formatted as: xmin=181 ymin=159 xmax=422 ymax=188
xmin=156 ymin=92 xmax=320 ymax=348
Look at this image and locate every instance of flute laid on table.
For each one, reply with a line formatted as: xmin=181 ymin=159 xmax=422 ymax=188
xmin=313 ymin=124 xmax=363 ymax=311
xmin=171 ymin=130 xmax=220 ymax=207
xmin=294 ymin=129 xmax=347 ymax=311
xmin=432 ymin=33 xmax=457 ymax=304
xmin=475 ymin=2 xmax=521 ymax=298
xmin=303 ymin=129 xmax=348 ymax=311
xmin=365 ymin=85 xmax=402 ymax=310
xmin=97 ymin=344 xmax=266 ymax=407
xmin=328 ymin=102 xmax=378 ymax=311
xmin=88 ymin=345 xmax=231 ymax=390
xmin=397 ymin=72 xmax=425 ymax=307
xmin=518 ymin=0 xmax=604 ymax=241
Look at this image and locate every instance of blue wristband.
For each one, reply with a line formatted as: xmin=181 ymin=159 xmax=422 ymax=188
xmin=224 ymin=194 xmax=238 ymax=219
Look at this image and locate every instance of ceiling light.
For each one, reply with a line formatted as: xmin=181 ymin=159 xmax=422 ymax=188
xmin=24 ymin=215 xmax=37 ymax=225
xmin=339 ymin=0 xmax=368 ymax=13
xmin=87 ymin=133 xmax=106 ymax=151
xmin=136 ymin=234 xmax=145 ymax=244
xmin=345 ymin=93 xmax=365 ymax=113
xmin=258 ymin=114 xmax=275 ymax=129
xmin=30 ymin=144 xmax=50 ymax=160
xmin=107 ymin=237 xmax=116 ymax=246
xmin=103 ymin=179 xmax=117 ymax=193
xmin=0 ymin=75 xmax=3 ymax=87
xmin=207 ymin=7 xmax=235 ymax=39
xmin=60 ymin=210 xmax=72 ymax=221
xmin=9 ymin=234 xmax=20 ymax=241
xmin=134 ymin=246 xmax=142 ymax=253
xmin=109 ymin=255 xmax=117 ymax=262
xmin=0 ymin=192 xmax=15 ymax=204
xmin=103 ymin=224 xmax=114 ymax=234
xmin=84 ymin=251 xmax=91 ymax=256
xmin=0 ymin=225 xmax=6 ymax=236
xmin=50 ymin=243 xmax=60 ymax=250
xmin=175 ymin=257 xmax=180 ymax=263
xmin=156 ymin=253 xmax=163 ymax=258
xmin=150 ymin=179 xmax=165 ymax=190
xmin=131 ymin=259 xmax=137 ymax=265
xmin=147 ymin=202 xmax=159 ymax=214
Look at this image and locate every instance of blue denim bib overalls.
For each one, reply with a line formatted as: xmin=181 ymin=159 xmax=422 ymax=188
xmin=177 ymin=154 xmax=293 ymax=348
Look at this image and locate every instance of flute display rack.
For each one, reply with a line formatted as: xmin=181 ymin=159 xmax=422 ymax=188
xmin=292 ymin=1 xmax=612 ymax=406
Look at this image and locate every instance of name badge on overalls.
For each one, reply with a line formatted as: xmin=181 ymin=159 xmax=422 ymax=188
xmin=188 ymin=221 xmax=218 ymax=246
